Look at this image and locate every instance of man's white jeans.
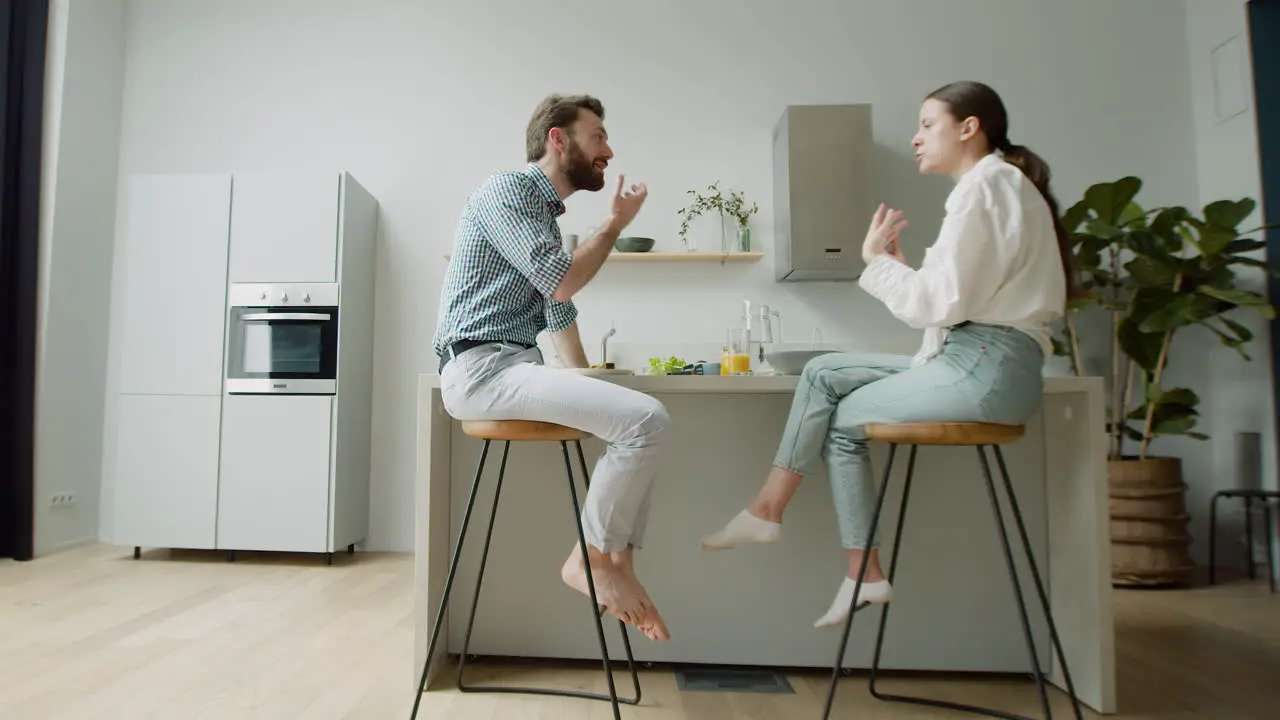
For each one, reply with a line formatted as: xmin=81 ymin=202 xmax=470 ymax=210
xmin=439 ymin=342 xmax=672 ymax=553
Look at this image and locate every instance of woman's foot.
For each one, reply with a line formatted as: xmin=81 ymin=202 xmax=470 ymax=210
xmin=813 ymin=549 xmax=891 ymax=628
xmin=699 ymin=508 xmax=782 ymax=550
xmin=813 ymin=575 xmax=892 ymax=628
xmin=699 ymin=466 xmax=799 ymax=550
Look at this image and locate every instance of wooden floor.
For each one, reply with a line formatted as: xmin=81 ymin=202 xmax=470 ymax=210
xmin=0 ymin=544 xmax=1276 ymax=719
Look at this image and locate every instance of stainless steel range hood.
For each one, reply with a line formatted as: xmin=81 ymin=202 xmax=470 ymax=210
xmin=771 ymin=104 xmax=874 ymax=282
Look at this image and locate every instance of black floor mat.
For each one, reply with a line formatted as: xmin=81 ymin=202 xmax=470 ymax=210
xmin=674 ymin=667 xmax=795 ymax=694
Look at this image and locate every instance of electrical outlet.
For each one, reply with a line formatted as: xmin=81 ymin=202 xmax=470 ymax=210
xmin=49 ymin=492 xmax=77 ymax=508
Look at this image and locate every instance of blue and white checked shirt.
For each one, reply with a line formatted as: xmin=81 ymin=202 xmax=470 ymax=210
xmin=433 ymin=164 xmax=579 ymax=356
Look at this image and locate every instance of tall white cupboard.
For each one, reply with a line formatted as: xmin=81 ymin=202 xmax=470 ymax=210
xmin=109 ymin=173 xmax=378 ymax=561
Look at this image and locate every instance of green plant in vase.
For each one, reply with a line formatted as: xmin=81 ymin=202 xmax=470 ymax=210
xmin=677 ymin=181 xmax=758 ymax=253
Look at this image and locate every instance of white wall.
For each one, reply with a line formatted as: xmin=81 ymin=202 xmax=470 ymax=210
xmin=101 ymin=0 xmax=1198 ymax=552
xmin=35 ymin=0 xmax=128 ymax=555
xmin=1183 ymin=0 xmax=1276 ymax=572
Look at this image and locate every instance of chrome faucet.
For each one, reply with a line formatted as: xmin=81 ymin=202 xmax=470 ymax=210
xmin=757 ymin=305 xmax=783 ymax=361
xmin=600 ymin=323 xmax=616 ymax=366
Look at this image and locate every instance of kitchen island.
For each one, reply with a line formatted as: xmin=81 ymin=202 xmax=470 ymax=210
xmin=414 ymin=372 xmax=1115 ymax=714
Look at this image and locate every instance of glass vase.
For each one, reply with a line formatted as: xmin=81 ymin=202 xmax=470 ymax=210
xmin=721 ymin=219 xmax=751 ymax=253
xmin=720 ymin=215 xmax=735 ymax=254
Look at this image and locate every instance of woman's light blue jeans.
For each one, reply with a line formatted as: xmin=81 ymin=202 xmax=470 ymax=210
xmin=772 ymin=322 xmax=1046 ymax=549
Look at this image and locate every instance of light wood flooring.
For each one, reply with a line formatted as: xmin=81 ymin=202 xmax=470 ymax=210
xmin=0 ymin=543 xmax=1276 ymax=719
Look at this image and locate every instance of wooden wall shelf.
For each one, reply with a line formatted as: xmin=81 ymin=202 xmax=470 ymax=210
xmin=442 ymin=251 xmax=763 ymax=264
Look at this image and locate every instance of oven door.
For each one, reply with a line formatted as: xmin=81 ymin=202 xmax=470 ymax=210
xmin=225 ymin=306 xmax=339 ymax=394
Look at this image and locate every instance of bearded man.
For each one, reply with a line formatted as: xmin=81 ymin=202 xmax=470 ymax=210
xmin=431 ymin=93 xmax=670 ymax=641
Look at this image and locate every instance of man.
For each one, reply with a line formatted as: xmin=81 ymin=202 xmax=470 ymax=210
xmin=432 ymin=94 xmax=671 ymax=641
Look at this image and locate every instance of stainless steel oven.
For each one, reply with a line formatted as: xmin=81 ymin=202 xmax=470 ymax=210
xmin=225 ymin=282 xmax=340 ymax=395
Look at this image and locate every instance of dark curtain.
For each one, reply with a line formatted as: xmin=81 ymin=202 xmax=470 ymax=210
xmin=1251 ymin=2 xmax=1280 ymax=455
xmin=0 ymin=0 xmax=48 ymax=562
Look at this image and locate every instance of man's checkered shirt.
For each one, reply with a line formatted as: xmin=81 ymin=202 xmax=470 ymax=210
xmin=433 ymin=164 xmax=579 ymax=357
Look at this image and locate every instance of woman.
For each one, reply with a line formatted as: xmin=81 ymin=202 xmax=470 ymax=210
xmin=700 ymin=80 xmax=1076 ymax=629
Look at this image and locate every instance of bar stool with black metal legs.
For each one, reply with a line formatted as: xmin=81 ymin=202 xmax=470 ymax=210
xmin=1209 ymin=488 xmax=1278 ymax=593
xmin=410 ymin=420 xmax=642 ymax=720
xmin=821 ymin=422 xmax=1085 ymax=720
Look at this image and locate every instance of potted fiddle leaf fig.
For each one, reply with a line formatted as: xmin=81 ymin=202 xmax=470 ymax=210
xmin=1052 ymin=177 xmax=1277 ymax=587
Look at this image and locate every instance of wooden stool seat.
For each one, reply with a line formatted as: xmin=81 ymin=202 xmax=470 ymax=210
xmin=865 ymin=422 xmax=1025 ymax=446
xmin=460 ymin=419 xmax=591 ymax=442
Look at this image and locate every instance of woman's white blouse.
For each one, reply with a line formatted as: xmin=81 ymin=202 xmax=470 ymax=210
xmin=858 ymin=152 xmax=1067 ymax=366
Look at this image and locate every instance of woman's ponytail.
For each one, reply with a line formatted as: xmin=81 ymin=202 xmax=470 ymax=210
xmin=1001 ymin=143 xmax=1081 ymax=301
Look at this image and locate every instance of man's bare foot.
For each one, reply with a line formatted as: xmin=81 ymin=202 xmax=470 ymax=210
xmin=560 ymin=544 xmax=645 ymax=624
xmin=611 ymin=554 xmax=670 ymax=642
xmin=630 ymin=598 xmax=670 ymax=642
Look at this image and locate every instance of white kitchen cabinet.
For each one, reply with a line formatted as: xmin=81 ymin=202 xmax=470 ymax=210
xmin=117 ymin=174 xmax=231 ymax=396
xmin=215 ymin=395 xmax=336 ymax=553
xmin=228 ymin=173 xmax=342 ymax=283
xmin=112 ymin=395 xmax=222 ymax=550
xmin=109 ymin=171 xmax=377 ymax=561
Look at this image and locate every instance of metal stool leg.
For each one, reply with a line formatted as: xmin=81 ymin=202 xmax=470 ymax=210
xmin=455 ymin=441 xmax=512 ymax=689
xmin=1264 ymin=500 xmax=1277 ymax=594
xmin=1209 ymin=491 xmax=1222 ymax=585
xmin=824 ymin=442 xmax=1085 ymax=720
xmin=450 ymin=440 xmax=640 ymax=717
xmin=410 ymin=439 xmax=496 ymax=720
xmin=868 ymin=446 xmax=919 ymax=700
xmin=822 ymin=443 xmax=908 ymax=719
xmin=992 ymin=445 xmax=1085 ymax=720
xmin=976 ymin=444 xmax=1050 ymax=719
xmin=561 ymin=439 xmax=624 ymax=719
xmin=1246 ymin=496 xmax=1256 ymax=580
xmin=574 ymin=441 xmax=643 ymax=703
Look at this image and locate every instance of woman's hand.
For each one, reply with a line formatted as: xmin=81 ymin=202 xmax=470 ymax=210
xmin=862 ymin=202 xmax=908 ymax=265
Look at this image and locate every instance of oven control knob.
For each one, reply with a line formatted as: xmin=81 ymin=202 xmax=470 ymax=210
xmin=280 ymin=292 xmax=289 ymax=302
xmin=259 ymin=291 xmax=267 ymax=300
xmin=303 ymin=293 xmax=311 ymax=303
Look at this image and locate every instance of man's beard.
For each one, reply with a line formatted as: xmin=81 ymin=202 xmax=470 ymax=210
xmin=564 ymin=139 xmax=605 ymax=192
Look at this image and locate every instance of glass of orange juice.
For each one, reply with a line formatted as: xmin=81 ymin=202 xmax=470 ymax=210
xmin=727 ymin=328 xmax=751 ymax=375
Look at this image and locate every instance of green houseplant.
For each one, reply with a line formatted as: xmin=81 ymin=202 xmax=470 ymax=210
xmin=1052 ymin=177 xmax=1277 ymax=586
xmin=1055 ymin=176 xmax=1277 ymax=461
xmin=676 ymin=180 xmax=758 ymax=253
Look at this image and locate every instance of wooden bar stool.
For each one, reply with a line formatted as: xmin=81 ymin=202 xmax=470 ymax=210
xmin=410 ymin=420 xmax=641 ymax=720
xmin=821 ymin=422 xmax=1084 ymax=720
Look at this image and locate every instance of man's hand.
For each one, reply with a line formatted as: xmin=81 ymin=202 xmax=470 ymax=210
xmin=609 ymin=174 xmax=648 ymax=231
xmin=549 ymin=320 xmax=590 ymax=368
xmin=551 ymin=174 xmax=650 ymax=303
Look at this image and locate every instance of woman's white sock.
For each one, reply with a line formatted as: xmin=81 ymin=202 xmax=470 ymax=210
xmin=813 ymin=576 xmax=892 ymax=628
xmin=699 ymin=509 xmax=782 ymax=550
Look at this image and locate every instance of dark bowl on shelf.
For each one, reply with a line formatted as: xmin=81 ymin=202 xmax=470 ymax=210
xmin=615 ymin=236 xmax=655 ymax=253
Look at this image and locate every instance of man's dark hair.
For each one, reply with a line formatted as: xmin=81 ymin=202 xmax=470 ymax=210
xmin=525 ymin=94 xmax=605 ymax=162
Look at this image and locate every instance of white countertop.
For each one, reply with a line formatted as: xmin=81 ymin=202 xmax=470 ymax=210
xmin=419 ymin=371 xmax=1102 ymax=395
